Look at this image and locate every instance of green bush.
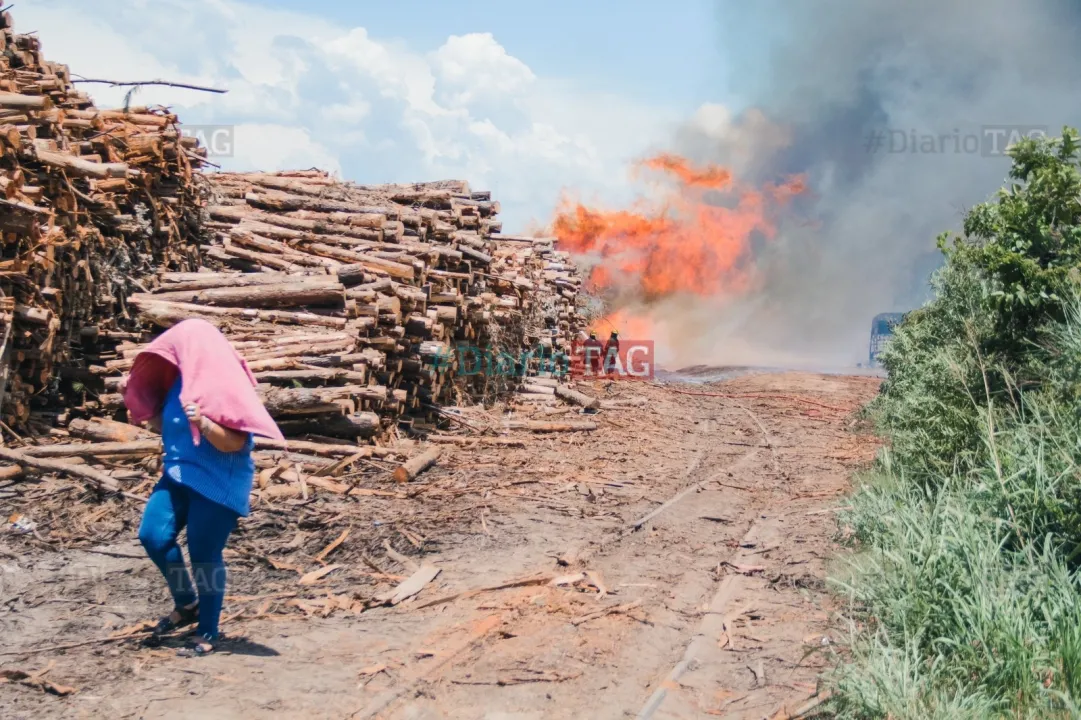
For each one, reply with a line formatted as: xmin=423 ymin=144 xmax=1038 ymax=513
xmin=829 ymin=127 xmax=1081 ymax=718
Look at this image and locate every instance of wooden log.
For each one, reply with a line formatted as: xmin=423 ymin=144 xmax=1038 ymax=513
xmin=0 ymin=446 xmax=121 ymax=494
xmin=254 ymin=438 xmax=395 ymax=457
xmin=131 ymin=297 xmax=348 ymax=329
xmin=208 ymin=202 xmax=383 ymax=230
xmin=67 ymin=418 xmax=154 ymax=443
xmin=0 ymin=91 xmax=50 ymax=109
xmin=241 ymin=337 xmax=355 ymax=363
xmin=245 ymin=189 xmax=388 ymax=215
xmin=336 ymin=264 xmax=376 ymax=287
xmin=521 ymin=382 xmax=556 ymax=395
xmin=252 ymin=367 xmax=368 ymax=384
xmin=157 ymin=271 xmax=323 ymax=292
xmin=229 ymin=230 xmax=337 ymax=268
xmin=34 ymin=148 xmax=129 ymax=179
xmin=14 ymin=304 xmax=51 ymax=325
xmin=306 ymin=244 xmax=415 ymax=280
xmin=425 ymin=435 xmax=525 ymax=447
xmin=554 ymin=385 xmax=601 ymax=410
xmin=21 ymin=440 xmax=161 ymax=458
xmin=500 ymin=420 xmax=598 ymax=432
xmin=275 ymin=412 xmax=381 ymax=439
xmin=392 ymin=446 xmax=442 ymax=483
xmin=144 ymin=279 xmax=344 ymax=308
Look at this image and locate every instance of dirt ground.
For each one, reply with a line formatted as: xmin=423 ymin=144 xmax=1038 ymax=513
xmin=0 ymin=371 xmax=881 ymax=720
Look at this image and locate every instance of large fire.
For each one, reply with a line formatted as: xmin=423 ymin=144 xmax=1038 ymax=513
xmin=552 ymin=153 xmax=805 ymax=348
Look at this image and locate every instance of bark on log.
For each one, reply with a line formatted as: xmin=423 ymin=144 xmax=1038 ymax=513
xmin=500 ymin=420 xmax=598 ymax=432
xmin=252 ymin=367 xmax=368 ymax=384
xmin=205 ymin=244 xmax=319 ymax=272
xmin=336 ymin=264 xmax=374 ymax=287
xmin=131 ymin=297 xmax=348 ymax=328
xmin=34 ymin=148 xmax=129 ymax=179
xmin=275 ymin=412 xmax=381 ymax=439
xmin=520 ymin=383 xmax=555 ymax=395
xmin=157 ymin=271 xmax=324 ymax=292
xmin=554 ymin=385 xmax=601 ymax=410
xmin=307 ymin=244 xmax=415 ymax=280
xmin=0 ymin=91 xmax=50 ymax=109
xmin=0 ymin=446 xmax=121 ymax=493
xmin=67 ymin=418 xmax=154 ymax=442
xmin=254 ymin=438 xmax=394 ymax=457
xmin=144 ymin=279 xmax=344 ymax=308
xmin=245 ymin=189 xmax=389 ymax=215
xmin=259 ymin=384 xmax=388 ymax=416
xmin=21 ymin=440 xmax=161 ymax=458
xmin=392 ymin=446 xmax=442 ymax=483
xmin=425 ymin=435 xmax=525 ymax=447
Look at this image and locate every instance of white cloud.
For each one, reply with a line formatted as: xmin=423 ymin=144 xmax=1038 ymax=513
xmin=226 ymin=124 xmax=343 ymax=177
xmin=431 ymin=33 xmax=535 ymax=105
xmin=16 ymin=0 xmax=677 ymax=228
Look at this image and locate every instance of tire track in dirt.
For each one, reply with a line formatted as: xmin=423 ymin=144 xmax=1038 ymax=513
xmin=379 ymin=388 xmax=789 ymax=720
xmin=0 ymin=372 xmax=880 ymax=720
xmin=358 ymin=393 xmax=761 ymax=720
xmin=382 ymin=374 xmax=875 ymax=720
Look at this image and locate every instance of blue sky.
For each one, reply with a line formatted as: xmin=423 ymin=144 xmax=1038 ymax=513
xmin=18 ymin=0 xmax=745 ymax=230
xmin=253 ymin=0 xmax=727 ymax=113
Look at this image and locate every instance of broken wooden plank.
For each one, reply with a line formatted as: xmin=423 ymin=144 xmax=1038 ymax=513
xmin=376 ymin=563 xmax=441 ymax=606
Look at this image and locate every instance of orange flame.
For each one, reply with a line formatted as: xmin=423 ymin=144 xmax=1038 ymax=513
xmin=555 ymin=154 xmax=804 ymax=300
xmin=553 ymin=153 xmax=805 ymax=338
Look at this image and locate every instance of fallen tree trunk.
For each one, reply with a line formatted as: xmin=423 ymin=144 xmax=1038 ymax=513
xmin=554 ymin=385 xmax=600 ymax=410
xmin=392 ymin=446 xmax=442 ymax=483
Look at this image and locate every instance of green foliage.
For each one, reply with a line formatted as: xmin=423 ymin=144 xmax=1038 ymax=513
xmin=829 ymin=128 xmax=1081 ymax=717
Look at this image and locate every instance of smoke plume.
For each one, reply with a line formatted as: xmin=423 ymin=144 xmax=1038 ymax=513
xmin=689 ymin=0 xmax=1081 ymax=366
xmin=559 ymin=0 xmax=1081 ymax=369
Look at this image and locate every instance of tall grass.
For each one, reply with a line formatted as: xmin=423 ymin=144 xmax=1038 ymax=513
xmin=827 ymin=129 xmax=1081 ymax=718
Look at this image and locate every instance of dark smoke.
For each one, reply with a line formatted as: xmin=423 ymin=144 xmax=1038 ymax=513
xmin=675 ymin=0 xmax=1081 ymax=366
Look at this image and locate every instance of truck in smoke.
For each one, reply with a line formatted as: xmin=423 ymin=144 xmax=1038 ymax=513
xmin=869 ymin=312 xmax=905 ymax=367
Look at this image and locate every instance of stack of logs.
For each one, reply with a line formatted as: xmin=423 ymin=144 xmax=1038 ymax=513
xmin=0 ymin=10 xmax=208 ymax=426
xmin=0 ymin=9 xmax=590 ymax=445
xmin=74 ymin=170 xmax=589 ymax=440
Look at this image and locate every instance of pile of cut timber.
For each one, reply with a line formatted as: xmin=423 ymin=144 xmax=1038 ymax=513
xmin=76 ymin=170 xmax=588 ymax=439
xmin=0 ymin=10 xmax=208 ymax=426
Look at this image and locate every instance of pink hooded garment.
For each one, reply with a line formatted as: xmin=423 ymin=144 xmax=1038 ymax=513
xmin=122 ymin=318 xmax=284 ymax=445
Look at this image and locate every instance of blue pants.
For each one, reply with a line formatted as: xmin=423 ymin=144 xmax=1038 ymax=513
xmin=138 ymin=478 xmax=238 ymax=639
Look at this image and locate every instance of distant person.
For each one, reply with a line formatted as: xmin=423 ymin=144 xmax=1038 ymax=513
xmin=120 ymin=319 xmax=283 ymax=657
xmin=582 ymin=331 xmax=604 ymax=377
xmin=602 ymin=330 xmax=620 ymax=376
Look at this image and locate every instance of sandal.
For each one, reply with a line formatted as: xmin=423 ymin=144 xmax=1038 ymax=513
xmin=149 ymin=602 xmax=199 ymax=637
xmin=177 ymin=632 xmax=218 ymax=658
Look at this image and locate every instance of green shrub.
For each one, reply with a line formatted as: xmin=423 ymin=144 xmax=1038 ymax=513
xmin=829 ymin=127 xmax=1081 ymax=717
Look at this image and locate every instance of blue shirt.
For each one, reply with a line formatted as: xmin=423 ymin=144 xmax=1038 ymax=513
xmin=161 ymin=379 xmax=255 ymax=517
